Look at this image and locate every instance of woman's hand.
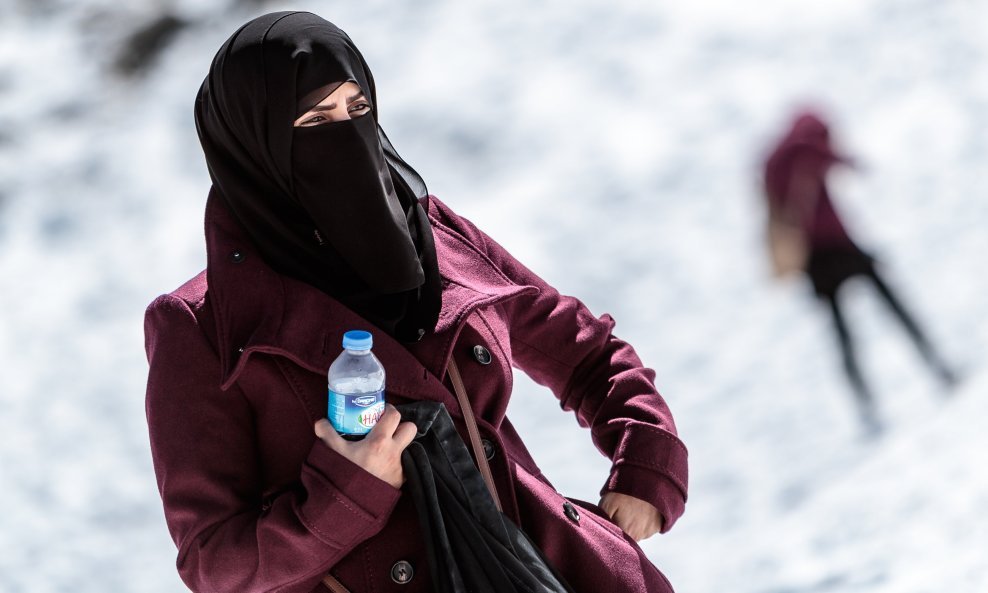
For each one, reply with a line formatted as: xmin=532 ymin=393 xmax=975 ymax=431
xmin=314 ymin=404 xmax=417 ymax=489
xmin=599 ymin=491 xmax=664 ymax=541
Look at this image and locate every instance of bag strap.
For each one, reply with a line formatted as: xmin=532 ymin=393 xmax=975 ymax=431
xmin=447 ymin=358 xmax=503 ymax=512
xmin=321 ymin=575 xmax=350 ymax=593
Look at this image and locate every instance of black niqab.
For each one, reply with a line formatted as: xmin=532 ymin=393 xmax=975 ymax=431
xmin=195 ymin=11 xmax=441 ymax=342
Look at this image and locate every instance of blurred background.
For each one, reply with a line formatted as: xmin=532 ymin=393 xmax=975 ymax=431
xmin=1 ymin=0 xmax=986 ymax=591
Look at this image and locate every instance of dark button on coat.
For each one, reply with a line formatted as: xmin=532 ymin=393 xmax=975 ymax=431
xmin=563 ymin=501 xmax=581 ymax=523
xmin=472 ymin=344 xmax=493 ymax=365
xmin=144 ymin=195 xmax=689 ymax=593
xmin=481 ymin=438 xmax=496 ymax=461
xmin=390 ymin=561 xmax=414 ymax=585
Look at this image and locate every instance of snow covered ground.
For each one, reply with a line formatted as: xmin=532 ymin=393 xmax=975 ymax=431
xmin=1 ymin=0 xmax=985 ymax=591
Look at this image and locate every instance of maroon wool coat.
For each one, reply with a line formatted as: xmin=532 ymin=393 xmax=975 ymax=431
xmin=145 ymin=194 xmax=689 ymax=593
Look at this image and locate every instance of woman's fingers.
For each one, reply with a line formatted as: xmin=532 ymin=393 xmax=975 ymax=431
xmin=314 ymin=418 xmax=346 ymax=451
xmin=628 ymin=516 xmax=650 ymax=541
xmin=392 ymin=421 xmax=418 ymax=448
xmin=599 ymin=492 xmax=663 ymax=541
xmin=312 ymin=410 xmax=414 ymax=489
xmin=615 ymin=508 xmax=647 ymax=541
xmin=368 ymin=404 xmax=401 ymax=440
xmin=610 ymin=505 xmax=635 ymax=537
xmin=314 ymin=418 xmax=332 ymax=438
xmin=316 ymin=407 xmax=414 ymax=448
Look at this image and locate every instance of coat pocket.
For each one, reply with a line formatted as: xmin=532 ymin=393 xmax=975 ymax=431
xmin=564 ymin=497 xmax=627 ymax=539
xmin=510 ymin=462 xmax=675 ymax=593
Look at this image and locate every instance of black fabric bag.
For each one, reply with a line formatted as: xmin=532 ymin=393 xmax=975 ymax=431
xmin=397 ymin=402 xmax=575 ymax=593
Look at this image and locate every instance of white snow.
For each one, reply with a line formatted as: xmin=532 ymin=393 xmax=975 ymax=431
xmin=1 ymin=0 xmax=985 ymax=591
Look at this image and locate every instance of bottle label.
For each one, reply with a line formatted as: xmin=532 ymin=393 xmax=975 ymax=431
xmin=328 ymin=389 xmax=385 ymax=436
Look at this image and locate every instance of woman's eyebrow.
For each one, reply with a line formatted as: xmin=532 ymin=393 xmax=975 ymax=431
xmin=309 ymin=92 xmax=366 ymax=113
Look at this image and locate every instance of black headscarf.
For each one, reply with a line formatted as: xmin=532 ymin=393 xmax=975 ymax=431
xmin=194 ymin=11 xmax=441 ymax=342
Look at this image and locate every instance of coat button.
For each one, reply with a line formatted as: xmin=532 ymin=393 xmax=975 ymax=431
xmin=230 ymin=250 xmax=245 ymax=263
xmin=563 ymin=501 xmax=580 ymax=523
xmin=481 ymin=438 xmax=496 ymax=461
xmin=390 ymin=560 xmax=414 ymax=584
xmin=472 ymin=344 xmax=492 ymax=365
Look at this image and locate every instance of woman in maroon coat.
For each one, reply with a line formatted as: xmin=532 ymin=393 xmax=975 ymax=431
xmin=145 ymin=11 xmax=687 ymax=592
xmin=764 ymin=111 xmax=956 ymax=431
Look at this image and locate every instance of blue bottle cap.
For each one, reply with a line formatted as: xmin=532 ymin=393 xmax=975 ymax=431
xmin=342 ymin=330 xmax=373 ymax=351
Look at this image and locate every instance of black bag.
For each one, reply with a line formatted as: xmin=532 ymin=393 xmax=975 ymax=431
xmin=398 ymin=401 xmax=575 ymax=593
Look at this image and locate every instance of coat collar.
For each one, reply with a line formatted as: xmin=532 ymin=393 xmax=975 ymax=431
xmin=204 ymin=193 xmax=538 ymax=398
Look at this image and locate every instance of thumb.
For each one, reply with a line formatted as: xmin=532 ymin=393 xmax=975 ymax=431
xmin=314 ymin=419 xmax=347 ymax=451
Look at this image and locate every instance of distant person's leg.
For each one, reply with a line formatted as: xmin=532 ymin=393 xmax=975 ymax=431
xmin=826 ymin=291 xmax=881 ymax=430
xmin=867 ymin=269 xmax=957 ymax=387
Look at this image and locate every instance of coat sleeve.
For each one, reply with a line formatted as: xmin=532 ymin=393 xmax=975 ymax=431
xmin=144 ymin=294 xmax=401 ymax=593
xmin=432 ymin=199 xmax=688 ymax=532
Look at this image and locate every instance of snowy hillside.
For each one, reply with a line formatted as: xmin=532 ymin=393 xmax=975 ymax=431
xmin=0 ymin=0 xmax=985 ymax=591
xmin=737 ymin=373 xmax=988 ymax=593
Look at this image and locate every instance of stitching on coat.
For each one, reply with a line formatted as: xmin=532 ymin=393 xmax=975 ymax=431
xmin=614 ymin=458 xmax=687 ymax=490
xmin=435 ymin=318 xmax=458 ymax=380
xmin=362 ymin=542 xmax=375 ymax=593
xmin=498 ymin=314 xmax=594 ymax=422
xmin=160 ymin=295 xmax=254 ymax=423
xmin=274 ymin=357 xmax=319 ymax=421
xmin=430 ymin=223 xmax=521 ymax=288
xmin=210 ymin=277 xmax=230 ymax=374
xmin=475 ymin=308 xmax=511 ymax=365
xmin=431 ymin=293 xmax=508 ymax=377
xmin=623 ymin=425 xmax=689 ymax=458
xmin=185 ymin=289 xmax=223 ymax=368
xmin=616 ymin=456 xmax=687 ymax=485
xmin=329 ymin=491 xmax=374 ymax=523
xmin=510 ymin=335 xmax=577 ymax=370
xmin=270 ymin=560 xmax=346 ymax=593
xmin=297 ymin=504 xmax=344 ymax=549
xmin=271 ymin=359 xmax=382 ymax=543
xmin=298 ymin=491 xmax=378 ymax=548
xmin=506 ymin=452 xmax=546 ymax=483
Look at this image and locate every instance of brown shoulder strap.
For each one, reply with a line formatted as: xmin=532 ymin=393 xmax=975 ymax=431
xmin=447 ymin=358 xmax=503 ymax=512
xmin=322 ymin=574 xmax=350 ymax=593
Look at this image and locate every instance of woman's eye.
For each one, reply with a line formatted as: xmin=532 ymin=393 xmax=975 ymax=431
xmin=301 ymin=115 xmax=326 ymax=126
xmin=349 ymin=103 xmax=371 ymax=115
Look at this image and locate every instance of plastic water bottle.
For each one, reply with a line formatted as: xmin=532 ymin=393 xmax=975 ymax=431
xmin=327 ymin=330 xmax=386 ymax=440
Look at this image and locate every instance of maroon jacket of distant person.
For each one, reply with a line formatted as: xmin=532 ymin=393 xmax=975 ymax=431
xmin=763 ymin=112 xmax=855 ymax=249
xmin=144 ymin=194 xmax=689 ymax=593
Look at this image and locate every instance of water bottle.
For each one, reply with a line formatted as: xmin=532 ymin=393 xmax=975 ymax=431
xmin=327 ymin=330 xmax=386 ymax=441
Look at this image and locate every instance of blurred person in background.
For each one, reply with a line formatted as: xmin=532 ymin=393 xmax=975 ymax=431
xmin=144 ymin=11 xmax=688 ymax=593
xmin=763 ymin=110 xmax=957 ymax=434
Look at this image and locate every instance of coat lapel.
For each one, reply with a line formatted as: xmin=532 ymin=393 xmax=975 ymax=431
xmin=204 ymin=194 xmax=537 ymax=412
